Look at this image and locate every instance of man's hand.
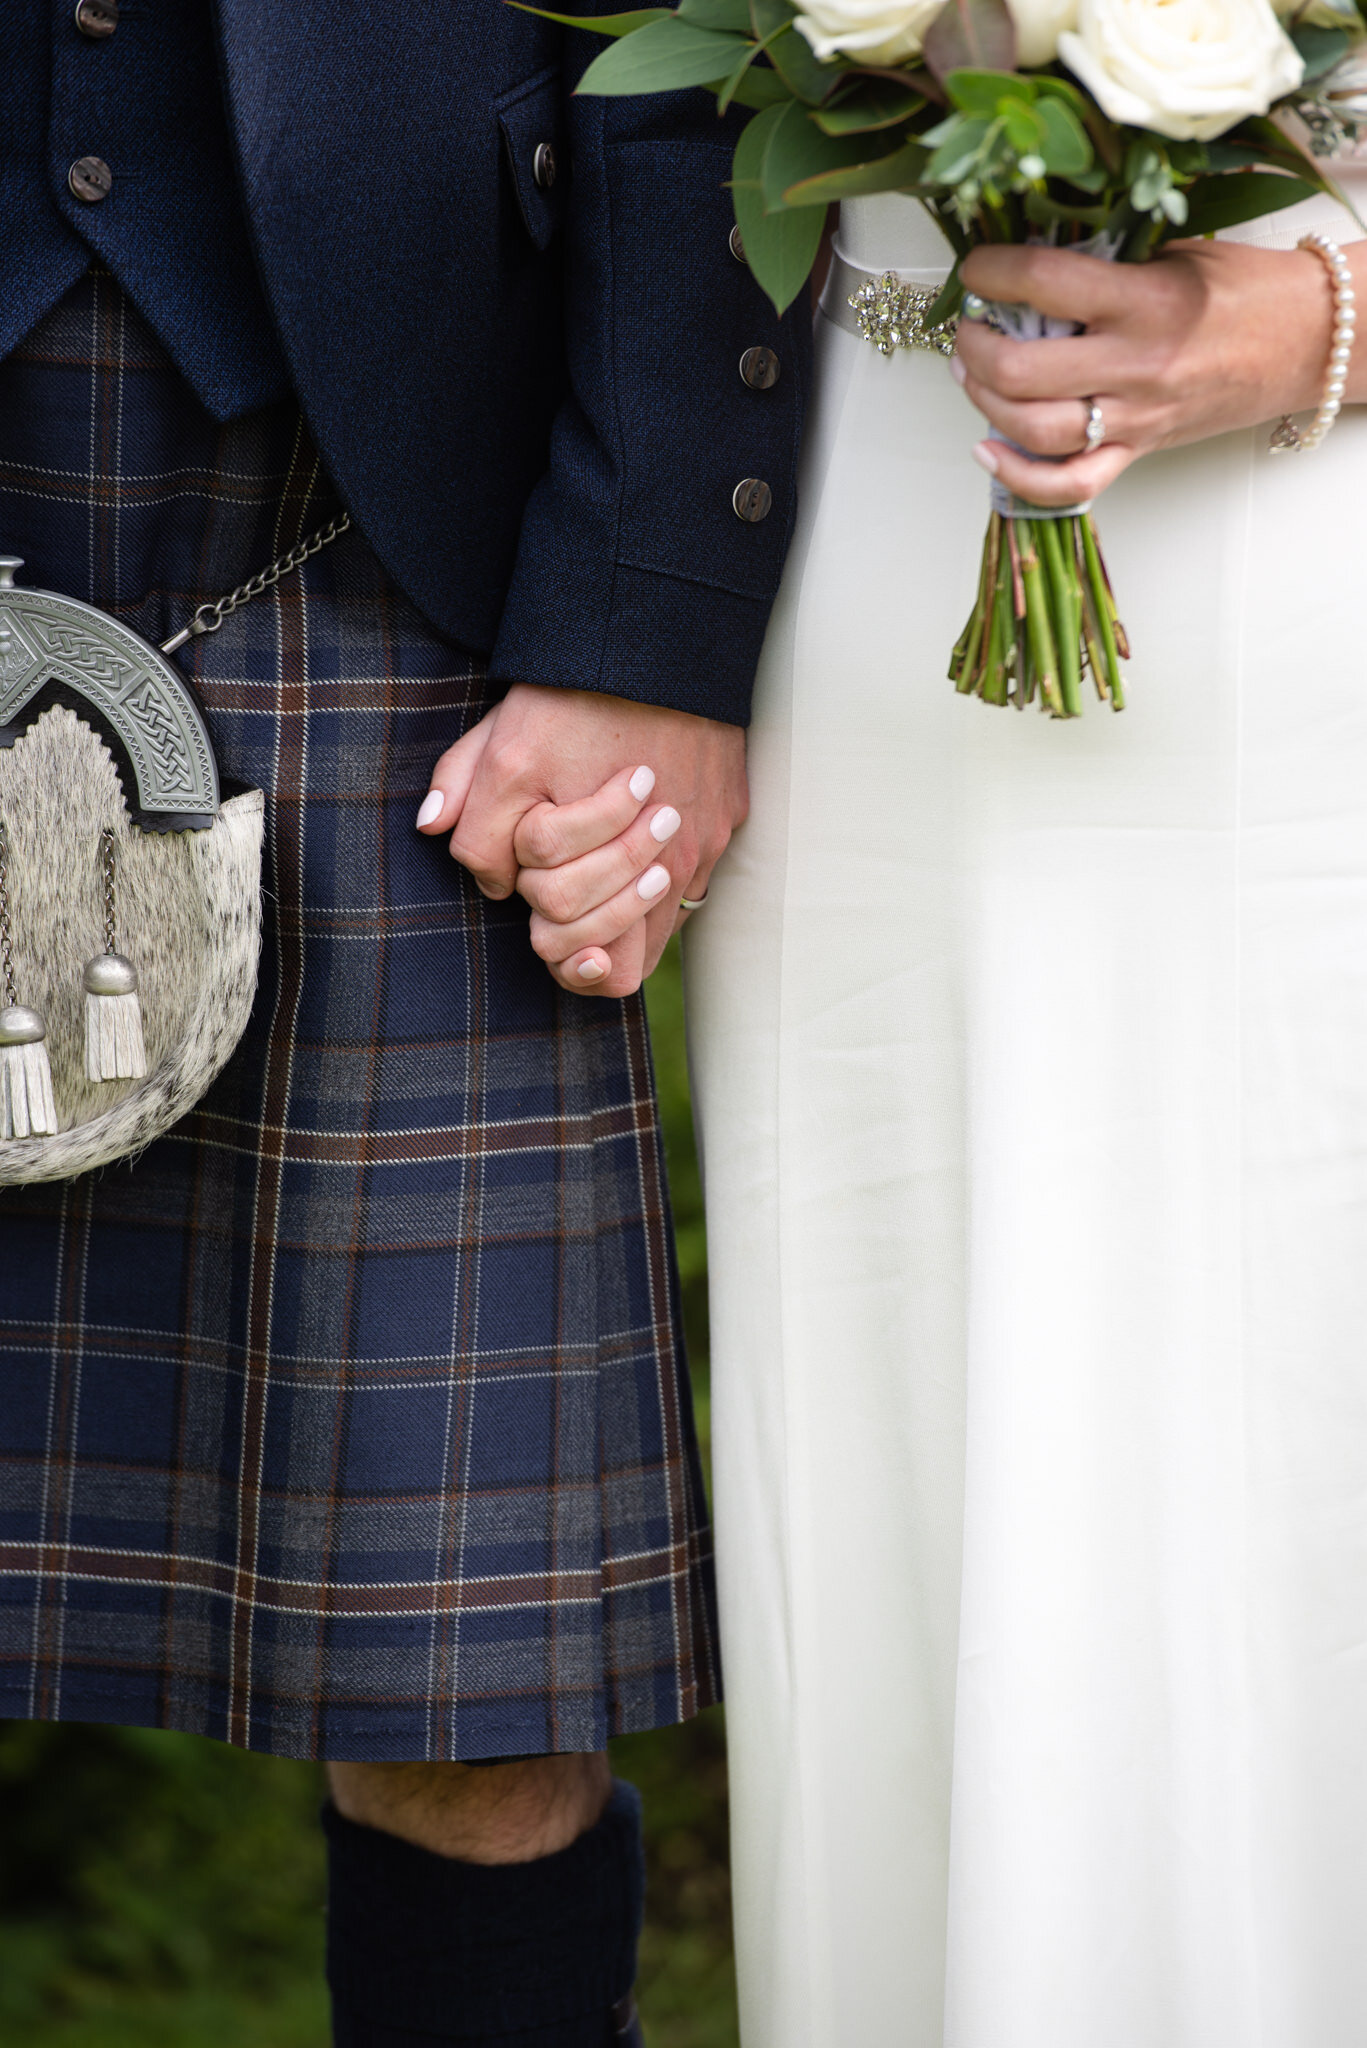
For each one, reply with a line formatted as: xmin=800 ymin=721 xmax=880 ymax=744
xmin=417 ymin=683 xmax=747 ymax=997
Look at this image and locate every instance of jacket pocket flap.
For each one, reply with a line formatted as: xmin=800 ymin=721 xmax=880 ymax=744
xmin=498 ymin=68 xmax=566 ymax=252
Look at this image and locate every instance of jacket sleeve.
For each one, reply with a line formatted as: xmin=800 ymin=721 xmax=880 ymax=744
xmin=488 ymin=43 xmax=813 ymax=729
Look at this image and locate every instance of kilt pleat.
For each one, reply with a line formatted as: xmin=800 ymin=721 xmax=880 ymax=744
xmin=0 ymin=272 xmax=719 ymax=1760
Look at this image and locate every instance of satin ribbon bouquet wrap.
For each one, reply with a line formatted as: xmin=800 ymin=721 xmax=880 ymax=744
xmin=534 ymin=0 xmax=1367 ymax=714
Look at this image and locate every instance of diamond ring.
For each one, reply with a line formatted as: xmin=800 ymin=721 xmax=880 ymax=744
xmin=1084 ymin=399 xmax=1106 ymax=450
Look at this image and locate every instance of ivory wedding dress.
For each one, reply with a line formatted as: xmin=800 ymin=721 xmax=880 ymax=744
xmin=687 ymin=174 xmax=1367 ymax=2048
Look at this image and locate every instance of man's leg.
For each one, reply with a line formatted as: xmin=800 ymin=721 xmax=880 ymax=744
xmin=323 ymin=1757 xmax=645 ymax=2047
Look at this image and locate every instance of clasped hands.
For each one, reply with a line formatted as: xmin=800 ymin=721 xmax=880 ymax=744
xmin=951 ymin=234 xmax=1367 ymax=506
xmin=418 ymin=682 xmax=747 ymax=996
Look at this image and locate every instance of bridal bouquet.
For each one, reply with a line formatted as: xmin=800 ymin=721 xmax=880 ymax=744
xmin=531 ymin=0 xmax=1367 ymax=713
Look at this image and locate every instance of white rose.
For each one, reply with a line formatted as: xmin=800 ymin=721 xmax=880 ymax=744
xmin=794 ymin=0 xmax=949 ymax=66
xmin=1007 ymin=0 xmax=1079 ymax=66
xmin=1058 ymin=0 xmax=1304 ymax=141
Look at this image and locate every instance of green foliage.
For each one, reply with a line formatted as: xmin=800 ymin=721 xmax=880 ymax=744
xmin=564 ymin=0 xmax=1348 ymax=312
xmin=0 ymin=1724 xmax=329 ymax=2046
xmin=1291 ymin=19 xmax=1355 ymax=81
xmin=730 ymin=103 xmax=829 ymax=315
xmin=1178 ymin=166 xmax=1319 ymax=234
xmin=576 ymin=15 xmax=753 ymax=91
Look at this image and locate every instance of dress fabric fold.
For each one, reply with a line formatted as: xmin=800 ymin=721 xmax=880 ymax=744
xmin=688 ymin=180 xmax=1367 ymax=2048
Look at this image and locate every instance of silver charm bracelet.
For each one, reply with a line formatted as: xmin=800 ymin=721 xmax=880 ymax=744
xmin=1270 ymin=233 xmax=1357 ymax=455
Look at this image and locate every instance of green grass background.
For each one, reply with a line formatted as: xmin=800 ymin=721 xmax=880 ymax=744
xmin=0 ymin=941 xmax=738 ymax=2048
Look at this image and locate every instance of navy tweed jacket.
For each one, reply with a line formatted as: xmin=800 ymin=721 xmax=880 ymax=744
xmin=2 ymin=1 xmax=811 ymax=725
xmin=222 ymin=0 xmax=812 ymax=726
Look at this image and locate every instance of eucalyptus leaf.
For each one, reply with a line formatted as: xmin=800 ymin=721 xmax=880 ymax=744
xmin=768 ymin=22 xmax=840 ymax=100
xmin=945 ymin=67 xmax=1031 ymax=115
xmin=922 ymin=0 xmax=1016 ymax=86
xmin=1031 ymin=72 xmax=1094 ymax=114
xmin=575 ymin=14 xmax=750 ymax=92
xmin=714 ymin=40 xmax=764 ymax=112
xmin=1035 ymin=96 xmax=1092 ymax=177
xmin=783 ymin=136 xmax=929 ymax=203
xmin=679 ymin=0 xmax=755 ymax=27
xmin=731 ymin=101 xmax=826 ymax=311
xmin=842 ymin=60 xmax=948 ymax=105
xmin=813 ymin=76 xmax=928 ymax=132
xmin=721 ymin=64 xmax=792 ymax=107
xmin=761 ymin=97 xmax=898 ymax=205
xmin=750 ymin=0 xmax=798 ymax=38
xmin=509 ymin=4 xmax=670 ymax=33
xmin=1236 ymin=114 xmax=1332 ymax=180
xmin=1203 ymin=142 xmax=1269 ymax=171
xmin=925 ymin=113 xmax=991 ymax=184
xmin=1292 ymin=21 xmax=1353 ymax=83
xmin=1001 ymin=95 xmax=1042 ymax=152
xmin=1178 ymin=169 xmax=1318 ymax=237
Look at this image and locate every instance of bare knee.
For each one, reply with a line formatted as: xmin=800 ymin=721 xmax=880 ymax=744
xmin=327 ymin=1752 xmax=612 ymax=1865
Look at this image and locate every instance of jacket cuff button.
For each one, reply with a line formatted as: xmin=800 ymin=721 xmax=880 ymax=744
xmin=740 ymin=346 xmax=780 ymax=390
xmin=733 ymin=479 xmax=773 ymax=523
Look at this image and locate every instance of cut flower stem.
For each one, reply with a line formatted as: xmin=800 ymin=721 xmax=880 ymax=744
xmin=951 ymin=509 xmax=1128 ymax=716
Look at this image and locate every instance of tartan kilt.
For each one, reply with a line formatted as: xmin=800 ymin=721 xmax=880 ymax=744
xmin=0 ymin=272 xmax=719 ymax=1761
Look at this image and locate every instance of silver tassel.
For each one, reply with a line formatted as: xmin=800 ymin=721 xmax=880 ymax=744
xmin=0 ymin=1005 xmax=58 ymax=1139
xmin=84 ymin=953 xmax=148 ymax=1081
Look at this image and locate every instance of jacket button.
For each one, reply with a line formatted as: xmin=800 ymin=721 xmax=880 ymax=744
xmin=532 ymin=142 xmax=558 ymax=191
xmin=740 ymin=346 xmax=781 ymax=391
xmin=74 ymin=0 xmax=119 ymax=34
xmin=729 ymin=224 xmax=747 ymax=264
xmin=732 ymin=479 xmax=773 ymax=523
xmin=68 ymin=155 xmax=113 ymax=203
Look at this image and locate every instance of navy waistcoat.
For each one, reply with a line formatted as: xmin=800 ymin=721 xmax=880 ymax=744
xmin=2 ymin=0 xmax=290 ymax=422
xmin=1 ymin=2 xmax=813 ymax=725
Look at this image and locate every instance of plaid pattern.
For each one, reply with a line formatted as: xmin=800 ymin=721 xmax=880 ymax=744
xmin=0 ymin=273 xmax=718 ymax=1761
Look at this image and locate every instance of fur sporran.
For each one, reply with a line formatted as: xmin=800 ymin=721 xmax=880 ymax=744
xmin=0 ymin=563 xmax=262 ymax=1185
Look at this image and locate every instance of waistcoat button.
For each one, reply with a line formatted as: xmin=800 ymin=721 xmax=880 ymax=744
xmin=740 ymin=346 xmax=781 ymax=390
xmin=74 ymin=0 xmax=120 ymax=36
xmin=729 ymin=225 xmax=747 ymax=264
xmin=69 ymin=156 xmax=114 ymax=203
xmin=732 ymin=478 xmax=773 ymax=523
xmin=532 ymin=143 xmax=558 ymax=190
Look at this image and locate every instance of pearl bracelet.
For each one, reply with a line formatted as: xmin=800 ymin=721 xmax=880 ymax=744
xmin=1270 ymin=233 xmax=1357 ymax=454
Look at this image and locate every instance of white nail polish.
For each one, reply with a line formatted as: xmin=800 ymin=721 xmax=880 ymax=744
xmin=415 ymin=790 xmax=444 ymax=829
xmin=971 ymin=441 xmax=1000 ymax=477
xmin=949 ymin=354 xmax=967 ymax=386
xmin=649 ymin=805 xmax=681 ymax=844
xmin=629 ymin=766 xmax=656 ymax=801
xmin=637 ymin=864 xmax=671 ymax=901
xmin=578 ymin=959 xmax=606 ymax=981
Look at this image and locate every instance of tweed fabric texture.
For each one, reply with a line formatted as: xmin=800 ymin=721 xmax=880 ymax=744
xmin=0 ymin=274 xmax=719 ymax=1760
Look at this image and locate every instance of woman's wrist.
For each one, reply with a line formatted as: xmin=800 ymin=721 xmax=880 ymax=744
xmin=1282 ymin=237 xmax=1367 ymax=418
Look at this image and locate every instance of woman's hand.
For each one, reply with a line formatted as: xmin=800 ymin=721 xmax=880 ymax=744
xmin=418 ymin=684 xmax=746 ymax=998
xmin=952 ymin=236 xmax=1367 ymax=508
xmin=512 ymin=763 xmax=712 ymax=993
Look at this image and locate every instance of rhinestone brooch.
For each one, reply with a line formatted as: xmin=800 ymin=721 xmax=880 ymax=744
xmin=848 ymin=273 xmax=958 ymax=358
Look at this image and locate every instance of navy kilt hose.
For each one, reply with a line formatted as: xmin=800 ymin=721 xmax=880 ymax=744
xmin=0 ymin=273 xmax=719 ymax=1761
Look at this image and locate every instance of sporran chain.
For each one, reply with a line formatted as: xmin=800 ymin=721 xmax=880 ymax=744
xmin=100 ymin=826 xmax=117 ymax=956
xmin=0 ymin=825 xmax=16 ymax=1009
xmin=160 ymin=513 xmax=352 ymax=655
